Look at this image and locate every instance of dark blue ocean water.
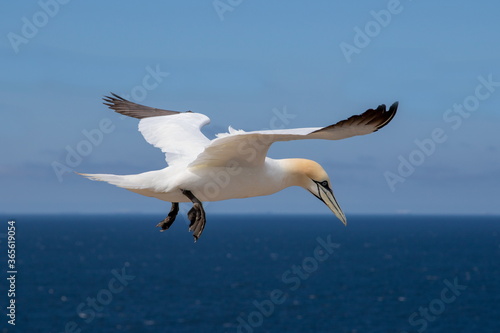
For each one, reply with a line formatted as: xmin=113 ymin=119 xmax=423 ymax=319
xmin=0 ymin=214 xmax=499 ymax=333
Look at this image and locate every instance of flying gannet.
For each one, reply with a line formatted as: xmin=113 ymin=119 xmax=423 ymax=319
xmin=79 ymin=94 xmax=398 ymax=241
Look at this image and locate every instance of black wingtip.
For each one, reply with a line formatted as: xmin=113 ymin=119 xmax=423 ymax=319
xmin=101 ymin=92 xmax=184 ymax=119
xmin=103 ymin=92 xmax=126 ymax=106
xmin=376 ymin=104 xmax=387 ymax=112
xmin=110 ymin=92 xmax=126 ymax=101
xmin=390 ymin=101 xmax=399 ymax=113
xmin=376 ymin=101 xmax=398 ymax=131
xmin=376 ymin=101 xmax=398 ymax=114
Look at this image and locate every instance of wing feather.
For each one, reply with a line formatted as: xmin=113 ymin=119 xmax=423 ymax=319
xmin=103 ymin=94 xmax=210 ymax=166
xmin=189 ymin=102 xmax=398 ymax=168
xmin=103 ymin=93 xmax=188 ymax=118
xmin=311 ymin=102 xmax=398 ymax=138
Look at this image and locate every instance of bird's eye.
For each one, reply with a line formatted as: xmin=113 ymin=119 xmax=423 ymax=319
xmin=320 ymin=181 xmax=328 ymax=187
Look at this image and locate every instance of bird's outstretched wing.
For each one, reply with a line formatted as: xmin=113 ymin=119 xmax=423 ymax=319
xmin=104 ymin=94 xmax=211 ymax=166
xmin=189 ymin=102 xmax=398 ymax=168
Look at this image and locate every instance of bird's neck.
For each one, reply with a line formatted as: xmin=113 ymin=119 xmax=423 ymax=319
xmin=274 ymin=158 xmax=312 ymax=188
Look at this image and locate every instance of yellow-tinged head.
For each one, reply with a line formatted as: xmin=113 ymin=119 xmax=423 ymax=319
xmin=282 ymin=158 xmax=347 ymax=225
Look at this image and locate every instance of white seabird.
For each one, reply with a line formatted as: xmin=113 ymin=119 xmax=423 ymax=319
xmin=80 ymin=94 xmax=398 ymax=241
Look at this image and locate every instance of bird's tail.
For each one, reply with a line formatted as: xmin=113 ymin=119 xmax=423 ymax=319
xmin=76 ymin=172 xmax=146 ymax=190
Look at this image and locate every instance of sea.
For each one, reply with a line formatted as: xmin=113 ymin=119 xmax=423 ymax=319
xmin=0 ymin=214 xmax=499 ymax=333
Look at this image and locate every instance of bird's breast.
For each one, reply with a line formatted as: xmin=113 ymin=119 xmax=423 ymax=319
xmin=185 ymin=162 xmax=287 ymax=202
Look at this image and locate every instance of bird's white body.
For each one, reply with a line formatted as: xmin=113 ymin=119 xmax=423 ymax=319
xmin=90 ymin=158 xmax=291 ymax=203
xmin=80 ymin=94 xmax=398 ymax=239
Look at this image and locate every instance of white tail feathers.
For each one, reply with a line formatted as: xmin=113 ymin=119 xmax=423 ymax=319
xmin=76 ymin=172 xmax=145 ymax=189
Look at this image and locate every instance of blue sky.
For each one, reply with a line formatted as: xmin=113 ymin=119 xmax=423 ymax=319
xmin=1 ymin=0 xmax=499 ymax=215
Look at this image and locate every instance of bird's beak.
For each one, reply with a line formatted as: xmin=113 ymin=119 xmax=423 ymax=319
xmin=310 ymin=182 xmax=347 ymax=226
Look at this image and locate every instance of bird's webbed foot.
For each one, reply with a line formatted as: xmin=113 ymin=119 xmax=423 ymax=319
xmin=156 ymin=202 xmax=179 ymax=231
xmin=187 ymin=203 xmax=206 ymax=242
xmin=182 ymin=190 xmax=206 ymax=242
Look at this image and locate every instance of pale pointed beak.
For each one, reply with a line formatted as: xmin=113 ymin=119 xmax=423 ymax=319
xmin=310 ymin=182 xmax=347 ymax=226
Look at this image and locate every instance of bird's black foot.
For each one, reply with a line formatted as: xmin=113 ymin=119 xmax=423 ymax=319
xmin=182 ymin=189 xmax=206 ymax=242
xmin=156 ymin=202 xmax=179 ymax=231
xmin=187 ymin=202 xmax=206 ymax=242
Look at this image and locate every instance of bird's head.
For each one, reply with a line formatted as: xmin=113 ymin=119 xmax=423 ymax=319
xmin=284 ymin=159 xmax=346 ymax=225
